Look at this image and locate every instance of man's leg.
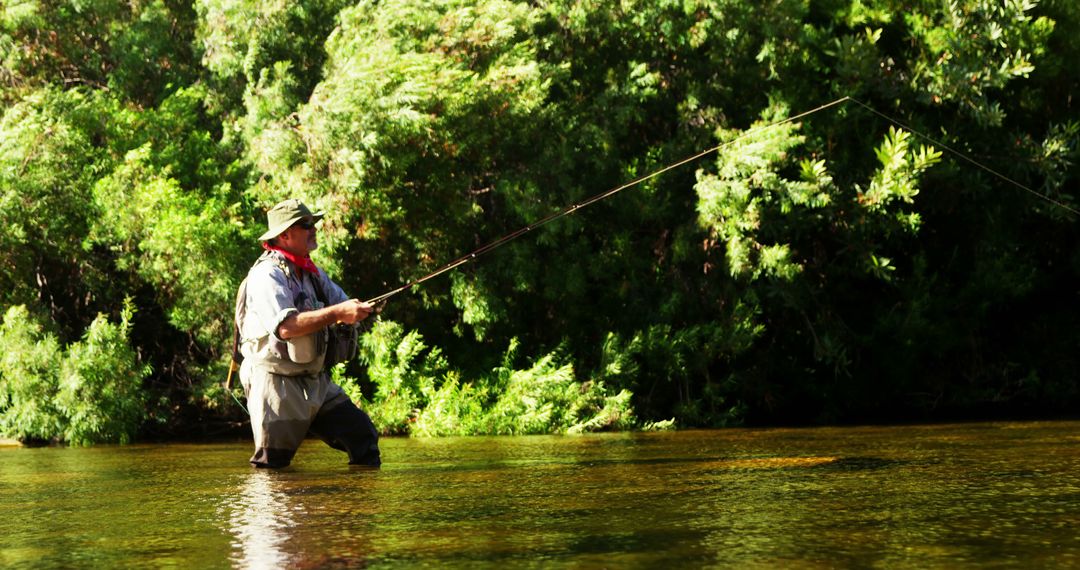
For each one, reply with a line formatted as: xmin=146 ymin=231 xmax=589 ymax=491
xmin=246 ymin=372 xmax=317 ymax=468
xmin=311 ymin=385 xmax=381 ymax=467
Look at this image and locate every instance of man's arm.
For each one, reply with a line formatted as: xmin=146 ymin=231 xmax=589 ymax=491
xmin=277 ymin=299 xmax=373 ymax=339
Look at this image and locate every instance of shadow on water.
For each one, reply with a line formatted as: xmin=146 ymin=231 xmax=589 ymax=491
xmin=808 ymin=456 xmax=909 ymax=471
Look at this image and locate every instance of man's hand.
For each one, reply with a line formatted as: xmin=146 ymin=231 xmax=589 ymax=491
xmin=278 ymin=299 xmax=373 ymax=339
xmin=334 ymin=299 xmax=373 ymax=325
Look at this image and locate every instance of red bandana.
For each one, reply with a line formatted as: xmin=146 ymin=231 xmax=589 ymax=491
xmin=262 ymin=243 xmax=319 ymax=275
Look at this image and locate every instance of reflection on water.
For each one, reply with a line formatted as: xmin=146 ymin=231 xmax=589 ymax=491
xmin=228 ymin=471 xmax=297 ymax=569
xmin=3 ymin=422 xmax=1080 ymax=568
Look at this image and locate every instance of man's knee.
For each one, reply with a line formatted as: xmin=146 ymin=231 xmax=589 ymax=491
xmin=249 ymin=416 xmax=310 ymax=467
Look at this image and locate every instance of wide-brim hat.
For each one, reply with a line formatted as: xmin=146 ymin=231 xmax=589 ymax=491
xmin=258 ymin=199 xmax=325 ymax=241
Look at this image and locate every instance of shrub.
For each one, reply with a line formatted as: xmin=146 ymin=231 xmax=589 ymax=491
xmin=335 ymin=319 xmax=449 ymax=434
xmin=55 ymin=301 xmax=151 ymax=445
xmin=0 ymin=306 xmax=65 ymax=442
xmin=338 ymin=320 xmax=637 ymax=436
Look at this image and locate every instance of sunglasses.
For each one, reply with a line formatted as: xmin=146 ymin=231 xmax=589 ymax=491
xmin=295 ymin=219 xmax=317 ymax=230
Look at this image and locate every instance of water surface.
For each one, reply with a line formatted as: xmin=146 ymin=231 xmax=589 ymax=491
xmin=3 ymin=422 xmax=1080 ymax=568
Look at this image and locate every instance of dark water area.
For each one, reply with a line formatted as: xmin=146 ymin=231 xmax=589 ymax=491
xmin=3 ymin=422 xmax=1080 ymax=568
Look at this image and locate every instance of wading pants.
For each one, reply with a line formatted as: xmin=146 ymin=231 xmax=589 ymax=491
xmin=243 ymin=368 xmax=381 ymax=468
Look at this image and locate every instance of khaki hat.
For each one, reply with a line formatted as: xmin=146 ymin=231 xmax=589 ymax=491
xmin=258 ymin=199 xmax=325 ymax=241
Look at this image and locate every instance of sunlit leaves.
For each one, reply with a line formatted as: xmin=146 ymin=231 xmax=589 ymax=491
xmin=91 ymin=125 xmax=248 ymax=347
xmin=0 ymin=0 xmax=194 ymax=105
xmin=0 ymin=305 xmax=64 ymax=442
xmin=0 ymin=302 xmax=150 ymax=444
xmin=348 ymin=319 xmax=448 ymax=433
xmin=695 ymin=103 xmax=819 ymax=280
xmin=450 ymin=271 xmax=505 ymax=341
xmin=905 ymin=0 xmax=1051 ymax=125
xmin=0 ymin=88 xmax=101 ymax=314
xmin=299 ymin=0 xmax=547 ymax=240
xmin=56 ymin=300 xmax=150 ymax=445
xmin=697 ymin=107 xmax=941 ymax=294
xmin=860 ymin=127 xmax=942 ymax=220
xmin=342 ymin=320 xmax=633 ymax=435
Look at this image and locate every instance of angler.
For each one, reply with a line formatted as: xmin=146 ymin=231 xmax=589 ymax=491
xmin=232 ymin=199 xmax=381 ymax=469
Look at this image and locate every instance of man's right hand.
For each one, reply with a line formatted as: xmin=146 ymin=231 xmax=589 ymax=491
xmin=335 ymin=299 xmax=373 ymax=325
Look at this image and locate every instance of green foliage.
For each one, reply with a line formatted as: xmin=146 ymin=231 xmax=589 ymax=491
xmin=337 ymin=320 xmax=636 ymax=436
xmin=196 ymin=0 xmax=347 ymax=91
xmin=90 ymin=141 xmax=247 ymax=346
xmin=0 ymin=306 xmax=65 ymax=442
xmin=603 ymin=315 xmax=761 ymax=427
xmin=446 ymin=338 xmax=635 ymax=436
xmin=695 ymin=106 xmax=940 ymax=287
xmin=695 ymin=103 xmax=820 ymax=280
xmin=0 ymin=88 xmax=103 ymax=319
xmin=0 ymin=0 xmax=196 ymax=105
xmin=860 ymin=127 xmax=942 ymax=216
xmin=289 ymin=0 xmax=555 ymax=281
xmin=1 ymin=0 xmax=1078 ymax=440
xmin=345 ymin=319 xmax=448 ymax=434
xmin=904 ymin=0 xmax=1049 ymax=126
xmin=56 ymin=300 xmax=151 ymax=445
xmin=0 ymin=302 xmax=150 ymax=444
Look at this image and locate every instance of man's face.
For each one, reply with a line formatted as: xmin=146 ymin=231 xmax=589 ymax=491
xmin=278 ymin=217 xmax=319 ymax=255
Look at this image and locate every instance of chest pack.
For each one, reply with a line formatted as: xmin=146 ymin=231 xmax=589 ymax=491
xmin=310 ymin=272 xmax=359 ymax=369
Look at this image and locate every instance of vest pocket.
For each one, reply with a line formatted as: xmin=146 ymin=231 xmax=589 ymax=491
xmin=286 ymin=332 xmax=318 ymax=364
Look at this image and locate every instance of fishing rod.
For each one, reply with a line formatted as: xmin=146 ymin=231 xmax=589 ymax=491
xmin=363 ymin=96 xmax=852 ymax=305
xmin=363 ymin=95 xmax=1077 ymax=306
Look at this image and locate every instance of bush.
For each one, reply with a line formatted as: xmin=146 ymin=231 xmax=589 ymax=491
xmin=55 ymin=301 xmax=152 ymax=445
xmin=0 ymin=306 xmax=65 ymax=442
xmin=336 ymin=320 xmax=638 ymax=436
xmin=337 ymin=319 xmax=449 ymax=434
xmin=0 ymin=302 xmax=151 ymax=445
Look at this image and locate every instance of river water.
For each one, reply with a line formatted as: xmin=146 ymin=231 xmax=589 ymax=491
xmin=2 ymin=422 xmax=1080 ymax=568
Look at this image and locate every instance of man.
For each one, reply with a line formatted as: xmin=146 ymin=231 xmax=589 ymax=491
xmin=237 ymin=198 xmax=381 ymax=468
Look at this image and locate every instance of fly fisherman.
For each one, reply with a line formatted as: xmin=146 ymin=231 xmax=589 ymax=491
xmin=236 ymin=198 xmax=381 ymax=468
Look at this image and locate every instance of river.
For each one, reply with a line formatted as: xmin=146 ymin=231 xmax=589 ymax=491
xmin=3 ymin=421 xmax=1080 ymax=568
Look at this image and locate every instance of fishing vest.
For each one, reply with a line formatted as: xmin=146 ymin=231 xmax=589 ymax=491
xmin=233 ymin=251 xmax=328 ymax=377
xmin=232 ymin=251 xmax=359 ymax=377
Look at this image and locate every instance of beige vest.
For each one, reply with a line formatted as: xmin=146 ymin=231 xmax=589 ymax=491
xmin=237 ymin=252 xmax=328 ymax=378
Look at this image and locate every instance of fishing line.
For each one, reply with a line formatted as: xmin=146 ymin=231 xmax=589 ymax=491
xmin=229 ymin=387 xmax=249 ymax=415
xmin=364 ymin=95 xmax=1076 ymax=305
xmin=846 ymin=97 xmax=1080 ymax=217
